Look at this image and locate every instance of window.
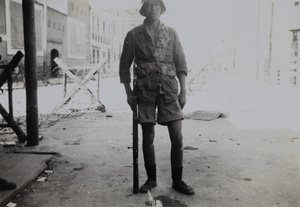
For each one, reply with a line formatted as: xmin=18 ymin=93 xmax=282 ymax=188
xmin=290 ymin=76 xmax=297 ymax=85
xmin=93 ymin=49 xmax=95 ymax=64
xmin=93 ymin=16 xmax=95 ymax=30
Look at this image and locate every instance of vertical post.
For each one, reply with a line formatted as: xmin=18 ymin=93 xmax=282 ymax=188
xmin=97 ymin=67 xmax=100 ymax=102
xmin=43 ymin=0 xmax=47 ymax=80
xmin=256 ymin=1 xmax=261 ymax=81
xmin=267 ymin=2 xmax=274 ymax=85
xmin=63 ymin=73 xmax=67 ymax=97
xmin=8 ymin=63 xmax=13 ymax=119
xmin=23 ymin=0 xmax=39 ymax=146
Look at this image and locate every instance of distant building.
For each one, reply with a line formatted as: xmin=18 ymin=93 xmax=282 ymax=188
xmin=46 ymin=0 xmax=68 ymax=77
xmin=67 ymin=0 xmax=90 ymax=65
xmin=90 ymin=9 xmax=117 ymax=75
xmin=89 ymin=7 xmax=142 ymax=76
xmin=0 ymin=0 xmax=90 ymax=78
xmin=0 ymin=0 xmax=145 ymax=79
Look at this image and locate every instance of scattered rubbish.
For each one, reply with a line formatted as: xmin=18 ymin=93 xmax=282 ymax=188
xmin=72 ymin=166 xmax=84 ymax=171
xmin=291 ymin=137 xmax=300 ymax=142
xmin=223 ymin=138 xmax=233 ymax=141
xmin=154 ymin=195 xmax=188 ymax=207
xmin=243 ymin=178 xmax=252 ymax=181
xmin=39 ymin=135 xmax=43 ymax=141
xmin=37 ymin=177 xmax=47 ymax=182
xmin=183 ymin=146 xmax=198 ymax=151
xmin=6 ymin=202 xmax=17 ymax=207
xmin=155 ymin=200 xmax=163 ymax=207
xmin=44 ymin=170 xmax=53 ymax=174
xmin=147 ymin=191 xmax=163 ymax=207
xmin=64 ymin=140 xmax=81 ymax=145
xmin=148 ymin=190 xmax=154 ymax=205
xmin=106 ymin=114 xmax=113 ymax=118
xmin=209 ymin=140 xmax=217 ymax=142
xmin=71 ymin=163 xmax=85 ymax=172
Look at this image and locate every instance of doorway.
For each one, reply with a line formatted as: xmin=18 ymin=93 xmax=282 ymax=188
xmin=51 ymin=49 xmax=59 ymax=77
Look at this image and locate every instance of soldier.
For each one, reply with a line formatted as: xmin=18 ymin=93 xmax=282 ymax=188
xmin=119 ymin=0 xmax=194 ymax=195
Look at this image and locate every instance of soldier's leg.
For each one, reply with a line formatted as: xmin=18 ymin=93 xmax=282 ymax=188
xmin=168 ymin=120 xmax=194 ymax=195
xmin=138 ymin=99 xmax=158 ymax=192
xmin=139 ymin=123 xmax=157 ymax=192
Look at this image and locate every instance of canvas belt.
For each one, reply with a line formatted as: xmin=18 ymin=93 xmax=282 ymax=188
xmin=136 ymin=61 xmax=176 ymax=79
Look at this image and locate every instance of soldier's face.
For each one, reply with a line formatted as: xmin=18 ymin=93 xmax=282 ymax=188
xmin=144 ymin=1 xmax=162 ymax=21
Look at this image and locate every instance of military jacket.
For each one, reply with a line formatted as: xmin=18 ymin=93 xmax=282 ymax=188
xmin=119 ymin=20 xmax=187 ymax=103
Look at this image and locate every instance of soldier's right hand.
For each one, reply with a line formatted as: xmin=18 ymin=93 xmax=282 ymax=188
xmin=127 ymin=92 xmax=134 ymax=111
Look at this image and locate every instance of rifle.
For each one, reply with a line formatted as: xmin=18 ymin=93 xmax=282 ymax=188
xmin=132 ymin=70 xmax=139 ymax=194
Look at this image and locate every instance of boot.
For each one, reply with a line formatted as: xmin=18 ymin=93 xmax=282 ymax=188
xmin=139 ymin=165 xmax=157 ymax=193
xmin=172 ymin=167 xmax=194 ymax=195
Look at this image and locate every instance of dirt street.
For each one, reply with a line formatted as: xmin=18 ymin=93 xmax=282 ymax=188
xmin=2 ymin=76 xmax=300 ymax=207
xmin=5 ymin=110 xmax=299 ymax=207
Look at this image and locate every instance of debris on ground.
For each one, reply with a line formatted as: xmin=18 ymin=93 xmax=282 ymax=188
xmin=147 ymin=191 xmax=163 ymax=207
xmin=5 ymin=201 xmax=17 ymax=207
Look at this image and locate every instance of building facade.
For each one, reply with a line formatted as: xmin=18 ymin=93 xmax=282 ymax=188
xmin=0 ymin=0 xmax=140 ymax=79
xmin=90 ymin=8 xmax=142 ymax=76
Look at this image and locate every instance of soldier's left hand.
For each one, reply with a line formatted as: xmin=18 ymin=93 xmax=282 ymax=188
xmin=178 ymin=91 xmax=186 ymax=109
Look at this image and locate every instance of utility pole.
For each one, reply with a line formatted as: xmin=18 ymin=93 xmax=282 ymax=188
xmin=256 ymin=1 xmax=261 ymax=81
xmin=267 ymin=1 xmax=274 ymax=85
xmin=43 ymin=0 xmax=48 ymax=80
xmin=22 ymin=0 xmax=39 ymax=146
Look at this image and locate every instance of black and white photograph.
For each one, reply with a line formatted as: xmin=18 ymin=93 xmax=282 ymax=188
xmin=0 ymin=0 xmax=300 ymax=206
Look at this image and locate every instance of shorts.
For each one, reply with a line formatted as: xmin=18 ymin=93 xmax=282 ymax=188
xmin=138 ymin=94 xmax=184 ymax=125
